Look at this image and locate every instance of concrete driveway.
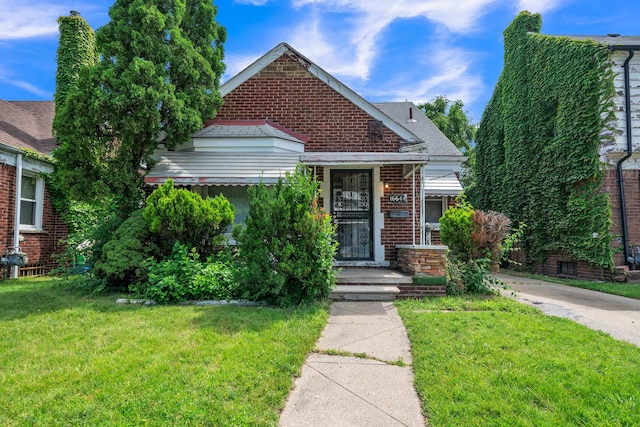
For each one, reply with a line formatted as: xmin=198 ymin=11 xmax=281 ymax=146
xmin=496 ymin=273 xmax=640 ymax=346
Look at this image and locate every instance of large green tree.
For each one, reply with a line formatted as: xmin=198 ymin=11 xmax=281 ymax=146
xmin=418 ymin=96 xmax=476 ymax=152
xmin=53 ymin=0 xmax=226 ymax=214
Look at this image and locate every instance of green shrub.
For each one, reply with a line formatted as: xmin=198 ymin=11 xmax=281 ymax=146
xmin=440 ymin=198 xmax=474 ymax=262
xmin=235 ymin=165 xmax=338 ymax=307
xmin=93 ymin=209 xmax=161 ymax=290
xmin=144 ymin=179 xmax=235 ymax=256
xmin=143 ymin=243 xmax=240 ymax=304
xmin=441 ymin=198 xmax=517 ymax=295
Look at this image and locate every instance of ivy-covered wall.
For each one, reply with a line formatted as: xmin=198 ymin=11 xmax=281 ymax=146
xmin=473 ymin=11 xmax=617 ymax=270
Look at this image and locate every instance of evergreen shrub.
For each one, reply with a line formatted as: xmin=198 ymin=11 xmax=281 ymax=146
xmin=234 ymin=165 xmax=338 ymax=307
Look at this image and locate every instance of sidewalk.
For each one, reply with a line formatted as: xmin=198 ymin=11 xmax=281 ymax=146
xmin=497 ymin=273 xmax=640 ymax=346
xmin=279 ymin=301 xmax=425 ymax=427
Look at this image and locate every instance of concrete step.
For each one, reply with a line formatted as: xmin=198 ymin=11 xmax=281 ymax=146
xmin=336 ymin=268 xmax=412 ymax=285
xmin=331 ymin=285 xmax=400 ymax=301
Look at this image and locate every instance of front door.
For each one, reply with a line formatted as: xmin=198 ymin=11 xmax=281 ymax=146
xmin=331 ymin=170 xmax=373 ymax=260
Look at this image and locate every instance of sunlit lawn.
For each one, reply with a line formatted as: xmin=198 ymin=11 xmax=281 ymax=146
xmin=0 ymin=277 xmax=328 ymax=426
xmin=397 ymin=296 xmax=640 ymax=426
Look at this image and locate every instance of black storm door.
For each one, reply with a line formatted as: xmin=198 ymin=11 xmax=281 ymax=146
xmin=331 ymin=170 xmax=373 ymax=260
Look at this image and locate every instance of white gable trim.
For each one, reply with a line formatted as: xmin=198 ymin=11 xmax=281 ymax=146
xmin=220 ymin=43 xmax=420 ymax=145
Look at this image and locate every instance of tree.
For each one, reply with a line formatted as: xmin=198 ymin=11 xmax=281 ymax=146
xmin=53 ymin=0 xmax=226 ymax=215
xmin=418 ymin=96 xmax=476 ymax=152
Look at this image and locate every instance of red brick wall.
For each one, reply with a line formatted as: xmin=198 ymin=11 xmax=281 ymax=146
xmin=380 ymin=165 xmax=421 ymax=264
xmin=217 ymin=55 xmax=406 ymax=153
xmin=506 ymin=168 xmax=639 ymax=281
xmin=605 ymin=168 xmax=640 ymax=266
xmin=1 ymin=163 xmax=67 ymax=275
xmin=218 ymin=54 xmax=421 ymax=265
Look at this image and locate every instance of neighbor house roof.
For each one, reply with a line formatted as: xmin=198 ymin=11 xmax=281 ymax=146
xmin=562 ymin=34 xmax=640 ymax=48
xmin=0 ymin=100 xmax=56 ymax=156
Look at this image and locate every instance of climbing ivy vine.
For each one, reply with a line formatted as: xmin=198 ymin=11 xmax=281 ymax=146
xmin=472 ymin=11 xmax=616 ymax=269
xmin=54 ymin=13 xmax=97 ymax=107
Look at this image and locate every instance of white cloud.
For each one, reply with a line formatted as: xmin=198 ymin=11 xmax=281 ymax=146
xmin=0 ymin=1 xmax=68 ymax=39
xmin=222 ymin=53 xmax=262 ymax=82
xmin=0 ymin=73 xmax=51 ymax=98
xmin=285 ymin=0 xmax=503 ymax=82
xmin=363 ymin=46 xmax=485 ymax=120
xmin=517 ymin=0 xmax=563 ymax=14
xmin=234 ymin=0 xmax=271 ymax=5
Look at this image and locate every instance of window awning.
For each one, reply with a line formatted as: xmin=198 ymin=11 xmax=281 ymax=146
xmin=423 ymin=170 xmax=463 ymax=196
xmin=145 ymin=152 xmax=301 ymax=186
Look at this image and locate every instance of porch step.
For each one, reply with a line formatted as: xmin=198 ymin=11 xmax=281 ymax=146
xmin=336 ymin=268 xmax=413 ymax=285
xmin=331 ymin=285 xmax=400 ymax=301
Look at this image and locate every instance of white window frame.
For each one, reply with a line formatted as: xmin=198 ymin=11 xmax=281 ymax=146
xmin=425 ymin=196 xmax=448 ymax=231
xmin=19 ymin=172 xmax=44 ymax=232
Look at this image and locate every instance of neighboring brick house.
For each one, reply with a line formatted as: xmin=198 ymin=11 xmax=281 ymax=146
xmin=0 ymin=100 xmax=67 ymax=278
xmin=147 ymin=43 xmax=465 ymax=269
xmin=475 ymin=12 xmax=639 ymax=281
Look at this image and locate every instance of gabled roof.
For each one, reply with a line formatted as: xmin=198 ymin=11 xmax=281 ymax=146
xmin=373 ymin=102 xmax=463 ymax=158
xmin=0 ymin=100 xmax=56 ymax=156
xmin=220 ymin=43 xmax=423 ymax=145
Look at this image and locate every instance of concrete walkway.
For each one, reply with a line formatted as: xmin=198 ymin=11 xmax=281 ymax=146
xmin=279 ymin=301 xmax=424 ymax=427
xmin=497 ymin=273 xmax=640 ymax=346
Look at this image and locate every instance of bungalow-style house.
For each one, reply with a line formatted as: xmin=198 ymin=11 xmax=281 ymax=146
xmin=474 ymin=12 xmax=640 ymax=281
xmin=0 ymin=100 xmax=67 ymax=278
xmin=146 ymin=43 xmax=465 ymax=273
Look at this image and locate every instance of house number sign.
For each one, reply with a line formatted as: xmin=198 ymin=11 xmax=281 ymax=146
xmin=388 ymin=194 xmax=407 ymax=203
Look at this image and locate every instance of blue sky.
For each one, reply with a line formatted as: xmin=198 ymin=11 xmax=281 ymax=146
xmin=0 ymin=0 xmax=636 ymax=123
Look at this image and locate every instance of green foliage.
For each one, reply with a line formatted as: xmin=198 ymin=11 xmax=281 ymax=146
xmin=94 ymin=209 xmax=161 ymax=290
xmin=54 ymin=13 xmax=97 ymax=108
xmin=235 ymin=165 xmax=338 ymax=307
xmin=53 ymin=0 xmax=226 ymax=215
xmin=143 ymin=242 xmax=239 ymax=304
xmin=473 ymin=11 xmax=615 ymax=269
xmin=439 ymin=198 xmax=474 ymax=262
xmin=144 ymin=179 xmax=234 ymax=256
xmin=441 ymin=199 xmax=516 ymax=295
xmin=418 ymin=96 xmax=476 ymax=152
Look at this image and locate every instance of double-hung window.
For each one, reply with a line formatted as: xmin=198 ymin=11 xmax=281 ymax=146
xmin=19 ymin=173 xmax=44 ymax=231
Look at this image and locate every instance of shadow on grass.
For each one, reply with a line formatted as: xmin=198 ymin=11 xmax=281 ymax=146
xmin=191 ymin=303 xmax=328 ymax=335
xmin=0 ymin=277 xmax=144 ymax=322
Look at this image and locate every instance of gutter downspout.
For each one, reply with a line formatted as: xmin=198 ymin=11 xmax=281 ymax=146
xmin=13 ymin=153 xmax=23 ymax=279
xmin=612 ymin=48 xmax=635 ymax=265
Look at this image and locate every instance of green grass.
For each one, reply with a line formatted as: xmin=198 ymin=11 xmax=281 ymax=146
xmin=0 ymin=277 xmax=328 ymax=426
xmin=397 ymin=296 xmax=640 ymax=426
xmin=503 ymin=270 xmax=640 ymax=300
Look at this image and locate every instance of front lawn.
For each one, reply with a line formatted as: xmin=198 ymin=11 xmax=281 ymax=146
xmin=0 ymin=278 xmax=328 ymax=426
xmin=397 ymin=296 xmax=640 ymax=426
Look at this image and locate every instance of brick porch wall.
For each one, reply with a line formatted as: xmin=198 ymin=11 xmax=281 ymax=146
xmin=396 ymin=245 xmax=447 ymax=297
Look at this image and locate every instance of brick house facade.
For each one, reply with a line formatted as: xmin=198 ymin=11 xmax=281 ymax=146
xmin=147 ymin=43 xmax=465 ymax=269
xmin=0 ymin=101 xmax=67 ymax=277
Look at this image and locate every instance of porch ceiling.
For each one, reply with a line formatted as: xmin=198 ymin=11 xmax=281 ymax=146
xmin=300 ymin=152 xmax=429 ymax=165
